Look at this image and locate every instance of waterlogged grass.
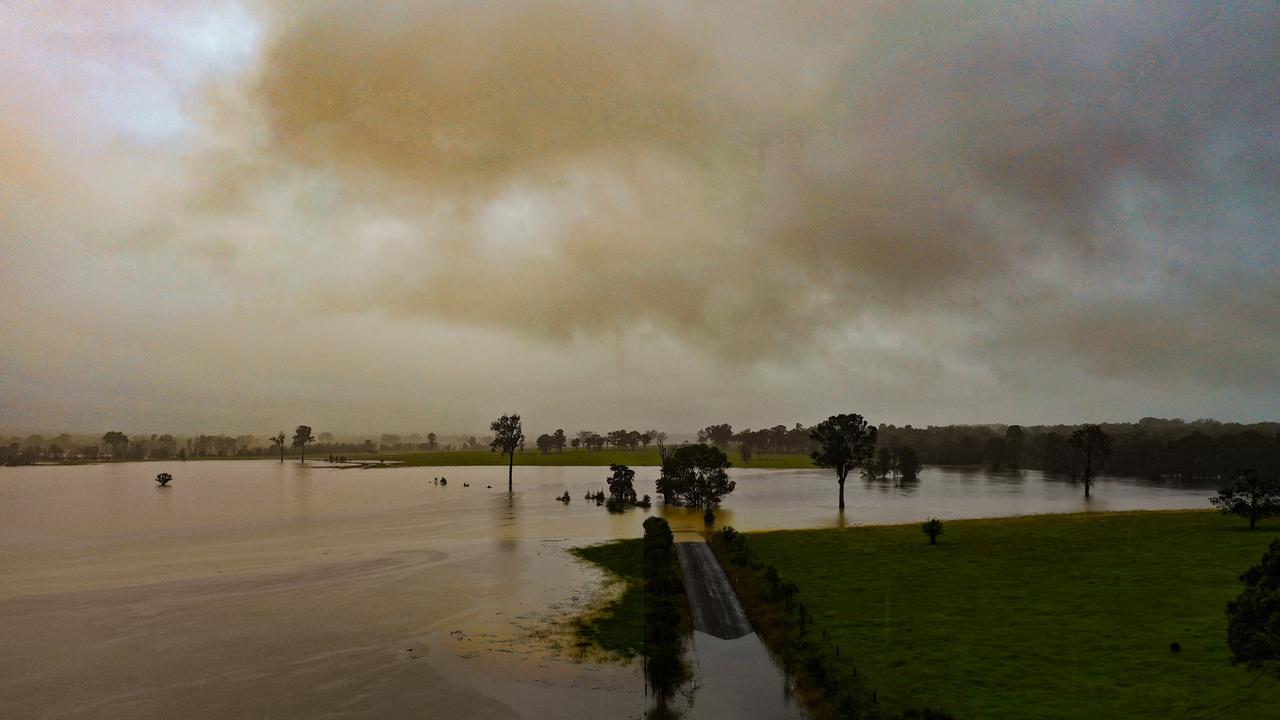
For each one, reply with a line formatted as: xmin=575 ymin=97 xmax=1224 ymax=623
xmin=361 ymin=448 xmax=814 ymax=469
xmin=571 ymin=539 xmax=646 ymax=657
xmin=742 ymin=510 xmax=1280 ymax=719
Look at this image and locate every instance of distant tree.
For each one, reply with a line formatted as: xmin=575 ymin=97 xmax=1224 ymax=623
xmin=490 ymin=414 xmax=524 ymax=492
xmin=1068 ymin=424 xmax=1113 ymax=497
xmin=1211 ymin=469 xmax=1280 ymax=530
xmin=292 ymin=425 xmax=315 ymax=463
xmin=878 ymin=446 xmax=898 ymax=479
xmin=155 ymin=472 xmax=173 ymax=487
xmin=536 ymin=433 xmax=553 ymax=455
xmin=698 ymin=424 xmax=734 ymax=449
xmin=922 ymin=518 xmax=944 ymax=545
xmin=740 ymin=443 xmax=754 ymax=464
xmin=657 ymin=444 xmax=735 ymax=523
xmin=897 ymin=446 xmax=923 ymax=481
xmin=553 ymin=429 xmax=567 ymax=453
xmin=270 ymin=431 xmax=287 ymax=463
xmin=427 ymin=432 xmax=438 ymax=451
xmin=571 ymin=437 xmax=581 ymax=451
xmin=1226 ymin=540 xmax=1280 ymax=678
xmin=640 ymin=431 xmax=653 ymax=449
xmin=1005 ymin=425 xmax=1025 ymax=468
xmin=652 ymin=430 xmax=668 ymax=445
xmin=810 ymin=414 xmax=878 ymax=509
xmin=102 ymin=431 xmax=129 ymax=459
xmin=318 ymin=431 xmax=334 ymax=444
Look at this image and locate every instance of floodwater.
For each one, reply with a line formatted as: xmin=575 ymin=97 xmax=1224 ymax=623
xmin=0 ymin=461 xmax=1219 ymax=719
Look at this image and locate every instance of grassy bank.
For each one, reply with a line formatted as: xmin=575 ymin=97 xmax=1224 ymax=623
xmin=570 ymin=539 xmax=646 ymax=657
xmin=733 ymin=511 xmax=1279 ymax=719
xmin=360 ymin=448 xmax=814 ymax=469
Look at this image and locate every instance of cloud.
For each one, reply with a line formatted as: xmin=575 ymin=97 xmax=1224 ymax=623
xmin=3 ymin=1 xmax=1279 ymax=431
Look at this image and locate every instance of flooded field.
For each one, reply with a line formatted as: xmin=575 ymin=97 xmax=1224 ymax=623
xmin=0 ymin=461 xmax=1219 ymax=718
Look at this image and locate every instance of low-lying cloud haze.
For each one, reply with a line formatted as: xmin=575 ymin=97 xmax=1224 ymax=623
xmin=2 ymin=1 xmax=1278 ymax=434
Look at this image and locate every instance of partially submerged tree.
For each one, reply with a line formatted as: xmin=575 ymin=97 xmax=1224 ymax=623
xmin=1068 ymin=424 xmax=1113 ymax=497
xmin=1211 ymin=469 xmax=1280 ymax=530
xmin=897 ymin=446 xmax=923 ymax=481
xmin=270 ymin=431 xmax=287 ymax=463
xmin=489 ymin=414 xmax=524 ymax=492
xmin=155 ymin=472 xmax=173 ymax=487
xmin=606 ymin=463 xmax=637 ymax=504
xmin=292 ymin=425 xmax=314 ymax=463
xmin=1226 ymin=540 xmax=1280 ymax=678
xmin=810 ymin=413 xmax=878 ymax=509
xmin=656 ymin=443 xmax=736 ymax=523
xmin=922 ymin=518 xmax=944 ymax=545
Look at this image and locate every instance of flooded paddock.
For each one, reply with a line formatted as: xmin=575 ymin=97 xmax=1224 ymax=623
xmin=0 ymin=461 xmax=1218 ymax=718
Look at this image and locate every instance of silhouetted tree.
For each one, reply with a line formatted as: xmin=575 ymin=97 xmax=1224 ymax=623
xmin=292 ymin=425 xmax=314 ymax=463
xmin=102 ymin=431 xmax=129 ymax=459
xmin=270 ymin=431 xmax=286 ymax=463
xmin=810 ymin=414 xmax=878 ymax=509
xmin=897 ymin=446 xmax=922 ymax=481
xmin=922 ymin=518 xmax=944 ymax=545
xmin=535 ymin=433 xmax=553 ymax=455
xmin=553 ymin=428 xmax=567 ymax=453
xmin=605 ymin=463 xmax=637 ymax=512
xmin=698 ymin=424 xmax=734 ymax=448
xmin=1005 ymin=425 xmax=1025 ymax=468
xmin=1068 ymin=424 xmax=1113 ymax=497
xmin=1211 ymin=469 xmax=1280 ymax=530
xmin=155 ymin=472 xmax=173 ymax=487
xmin=658 ymin=444 xmax=735 ymax=523
xmin=1226 ymin=540 xmax=1280 ymax=678
xmin=490 ymin=414 xmax=524 ymax=492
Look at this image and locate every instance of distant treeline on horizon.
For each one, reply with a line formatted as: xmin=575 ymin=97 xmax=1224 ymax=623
xmin=3 ymin=417 xmax=1277 ymax=480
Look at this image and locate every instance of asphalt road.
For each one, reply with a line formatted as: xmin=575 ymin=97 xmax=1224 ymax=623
xmin=674 ymin=541 xmax=753 ymax=640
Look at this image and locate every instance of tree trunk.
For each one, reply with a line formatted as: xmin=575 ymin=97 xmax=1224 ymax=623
xmin=508 ymin=451 xmax=514 ymax=492
xmin=279 ymin=447 xmax=283 ymax=463
xmin=838 ymin=475 xmax=846 ymax=510
xmin=930 ymin=534 xmax=937 ymax=545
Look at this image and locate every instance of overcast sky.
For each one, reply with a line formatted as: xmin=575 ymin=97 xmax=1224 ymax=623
xmin=2 ymin=1 xmax=1277 ymax=436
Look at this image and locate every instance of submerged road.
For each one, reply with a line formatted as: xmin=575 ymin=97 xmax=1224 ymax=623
xmin=674 ymin=540 xmax=753 ymax=640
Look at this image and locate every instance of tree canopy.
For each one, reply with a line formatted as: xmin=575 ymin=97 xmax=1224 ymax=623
xmin=1211 ymin=470 xmax=1280 ymax=530
xmin=810 ymin=413 xmax=877 ymax=509
xmin=1226 ymin=540 xmax=1280 ymax=678
xmin=656 ymin=443 xmax=735 ymax=510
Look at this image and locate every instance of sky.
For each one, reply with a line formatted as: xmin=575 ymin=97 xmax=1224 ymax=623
xmin=2 ymin=1 xmax=1278 ymax=436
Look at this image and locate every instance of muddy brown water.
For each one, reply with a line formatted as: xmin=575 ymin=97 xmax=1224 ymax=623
xmin=0 ymin=461 xmax=1218 ymax=718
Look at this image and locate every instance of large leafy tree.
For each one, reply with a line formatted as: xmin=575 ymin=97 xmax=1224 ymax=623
xmin=1227 ymin=540 xmax=1280 ymax=678
xmin=292 ymin=425 xmax=314 ymax=463
xmin=1068 ymin=424 xmax=1113 ymax=497
xmin=810 ymin=413 xmax=877 ymax=509
xmin=897 ymin=445 xmax=923 ymax=481
xmin=490 ymin=414 xmax=524 ymax=492
xmin=102 ymin=431 xmax=129 ymax=459
xmin=1212 ymin=469 xmax=1280 ymax=530
xmin=606 ymin=463 xmax=637 ymax=504
xmin=656 ymin=443 xmax=735 ymax=516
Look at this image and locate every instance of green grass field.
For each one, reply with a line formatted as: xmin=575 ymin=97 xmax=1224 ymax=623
xmin=571 ymin=539 xmax=646 ymax=657
xmin=741 ymin=511 xmax=1280 ymax=719
xmin=360 ymin=448 xmax=814 ymax=469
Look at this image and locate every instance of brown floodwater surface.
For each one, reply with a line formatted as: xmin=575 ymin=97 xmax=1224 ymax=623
xmin=0 ymin=461 xmax=1217 ymax=718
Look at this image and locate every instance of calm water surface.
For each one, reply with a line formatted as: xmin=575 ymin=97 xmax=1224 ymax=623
xmin=0 ymin=461 xmax=1218 ymax=719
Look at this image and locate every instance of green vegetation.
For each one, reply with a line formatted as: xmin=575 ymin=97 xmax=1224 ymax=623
xmin=731 ymin=511 xmax=1280 ymax=719
xmin=571 ymin=539 xmax=646 ymax=657
xmin=360 ymin=448 xmax=814 ymax=469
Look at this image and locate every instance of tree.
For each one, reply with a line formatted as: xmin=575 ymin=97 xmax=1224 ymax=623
xmin=810 ymin=413 xmax=878 ymax=509
xmin=1005 ymin=425 xmax=1025 ymax=468
xmin=553 ymin=429 xmax=567 ymax=453
xmin=606 ymin=463 xmax=637 ymax=511
xmin=270 ymin=431 xmax=286 ymax=463
xmin=640 ymin=431 xmax=653 ymax=449
xmin=922 ymin=518 xmax=944 ymax=544
xmin=102 ymin=431 xmax=129 ymax=459
xmin=427 ymin=432 xmax=438 ymax=451
xmin=1226 ymin=540 xmax=1280 ymax=678
xmin=740 ymin=443 xmax=754 ymax=464
xmin=656 ymin=444 xmax=735 ymax=522
xmin=897 ymin=446 xmax=922 ymax=481
xmin=536 ymin=433 xmax=553 ymax=455
xmin=318 ymin=432 xmax=334 ymax=444
xmin=1068 ymin=424 xmax=1113 ymax=498
xmin=155 ymin=472 xmax=173 ymax=487
xmin=698 ymin=424 xmax=734 ymax=448
xmin=1211 ymin=469 xmax=1280 ymax=530
xmin=490 ymin=414 xmax=524 ymax=492
xmin=292 ymin=425 xmax=315 ymax=463
xmin=571 ymin=437 xmax=581 ymax=451
xmin=878 ymin=446 xmax=898 ymax=479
